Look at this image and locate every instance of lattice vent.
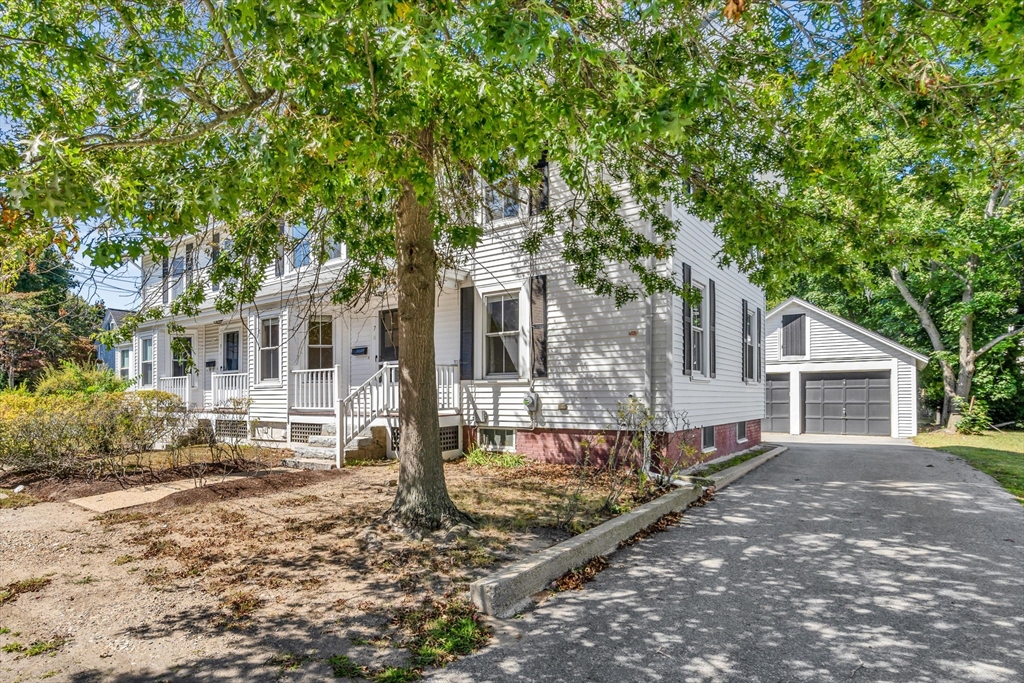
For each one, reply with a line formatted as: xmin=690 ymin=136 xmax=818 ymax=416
xmin=439 ymin=425 xmax=460 ymax=452
xmin=215 ymin=419 xmax=248 ymax=440
xmin=290 ymin=423 xmax=324 ymax=444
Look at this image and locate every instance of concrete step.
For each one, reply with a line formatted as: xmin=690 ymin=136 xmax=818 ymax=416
xmin=280 ymin=457 xmax=336 ymax=471
xmin=292 ymin=445 xmax=336 ymax=460
xmin=307 ymin=434 xmax=372 ymax=448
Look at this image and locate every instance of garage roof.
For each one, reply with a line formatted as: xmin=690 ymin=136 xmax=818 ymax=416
xmin=768 ymin=297 xmax=931 ymax=368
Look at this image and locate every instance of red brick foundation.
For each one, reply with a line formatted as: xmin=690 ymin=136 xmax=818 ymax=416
xmin=464 ymin=419 xmax=761 ymax=467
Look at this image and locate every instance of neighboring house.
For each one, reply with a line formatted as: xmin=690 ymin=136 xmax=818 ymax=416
xmin=764 ymin=298 xmax=929 ymax=438
xmin=96 ymin=308 xmax=132 ymax=373
xmin=126 ymin=167 xmax=767 ymax=467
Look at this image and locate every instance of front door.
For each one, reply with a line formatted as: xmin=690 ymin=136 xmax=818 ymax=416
xmin=223 ymin=331 xmax=240 ymax=372
xmin=379 ymin=308 xmax=399 ymax=364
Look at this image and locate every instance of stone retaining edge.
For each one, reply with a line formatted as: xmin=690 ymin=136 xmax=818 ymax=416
xmin=469 ymin=444 xmax=788 ymax=618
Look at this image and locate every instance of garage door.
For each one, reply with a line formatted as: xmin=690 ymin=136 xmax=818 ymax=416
xmin=763 ymin=374 xmax=790 ymax=433
xmin=803 ymin=372 xmax=890 ymax=436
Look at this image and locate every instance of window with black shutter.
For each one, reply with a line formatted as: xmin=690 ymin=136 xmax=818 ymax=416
xmin=682 ymin=263 xmax=692 ymax=376
xmin=708 ymin=279 xmax=716 ymax=378
xmin=531 ymin=275 xmax=547 ymax=378
xmin=781 ymin=313 xmax=806 ymax=357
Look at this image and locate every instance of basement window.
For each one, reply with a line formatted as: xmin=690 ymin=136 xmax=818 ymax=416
xmin=702 ymin=425 xmax=716 ymax=452
xmin=479 ymin=427 xmax=515 ymax=452
xmin=737 ymin=421 xmax=747 ymax=442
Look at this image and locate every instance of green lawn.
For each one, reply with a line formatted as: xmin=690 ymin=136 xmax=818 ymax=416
xmin=914 ymin=430 xmax=1024 ymax=505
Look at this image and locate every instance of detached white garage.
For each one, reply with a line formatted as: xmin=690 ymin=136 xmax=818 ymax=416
xmin=764 ymin=298 xmax=929 ymax=438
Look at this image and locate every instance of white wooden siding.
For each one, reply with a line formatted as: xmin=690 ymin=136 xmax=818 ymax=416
xmin=668 ymin=205 xmax=767 ymax=430
xmin=896 ymin=359 xmax=916 ymax=438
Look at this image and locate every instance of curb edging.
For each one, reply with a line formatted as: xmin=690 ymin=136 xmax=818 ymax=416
xmin=469 ymin=444 xmax=788 ymax=618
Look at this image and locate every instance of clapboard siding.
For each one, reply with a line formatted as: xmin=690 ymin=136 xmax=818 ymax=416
xmin=668 ymin=205 xmax=766 ymax=430
xmin=896 ymin=359 xmax=916 ymax=437
xmin=247 ymin=307 xmax=289 ymax=422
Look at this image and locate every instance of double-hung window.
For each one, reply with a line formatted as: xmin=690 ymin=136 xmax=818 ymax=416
xmin=170 ymin=256 xmax=185 ymax=300
xmin=223 ymin=331 xmax=240 ymax=372
xmin=119 ymin=348 xmax=131 ymax=381
xmin=260 ymin=318 xmax=280 ymax=381
xmin=485 ymin=181 xmax=520 ymax=222
xmin=308 ymin=316 xmax=334 ymax=369
xmin=171 ymin=337 xmax=192 ymax=377
xmin=486 ymin=294 xmax=519 ymax=376
xmin=292 ymin=223 xmax=311 ymax=269
xmin=692 ymin=284 xmax=705 ymax=376
xmin=140 ymin=338 xmax=154 ymax=386
xmin=744 ymin=306 xmax=756 ymax=381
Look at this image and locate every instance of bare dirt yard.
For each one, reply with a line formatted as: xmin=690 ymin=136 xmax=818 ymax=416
xmin=0 ymin=458 xmax=645 ymax=683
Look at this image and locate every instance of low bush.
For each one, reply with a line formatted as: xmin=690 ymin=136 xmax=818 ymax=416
xmin=0 ymin=390 xmax=181 ymax=477
xmin=34 ymin=361 xmax=129 ymax=396
xmin=954 ymin=398 xmax=992 ymax=435
xmin=464 ymin=446 xmax=526 ymax=469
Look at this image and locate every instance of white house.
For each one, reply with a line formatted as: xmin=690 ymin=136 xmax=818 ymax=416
xmin=764 ymin=298 xmax=929 ymax=438
xmin=124 ymin=167 xmax=767 ymax=467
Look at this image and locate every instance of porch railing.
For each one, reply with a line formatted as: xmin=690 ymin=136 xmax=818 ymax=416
xmin=436 ymin=364 xmax=460 ymax=411
xmin=211 ymin=372 xmax=248 ymax=408
xmin=159 ymin=376 xmax=192 ymax=405
xmin=292 ymin=368 xmax=335 ymax=409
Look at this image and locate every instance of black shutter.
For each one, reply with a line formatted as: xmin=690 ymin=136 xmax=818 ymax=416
xmin=161 ymin=256 xmax=169 ymax=304
xmin=781 ymin=313 xmax=806 ymax=356
xmin=531 ymin=275 xmax=548 ymax=378
xmin=757 ymin=307 xmax=763 ymax=383
xmin=741 ymin=299 xmax=749 ymax=380
xmin=529 ymin=155 xmax=550 ymax=216
xmin=211 ymin=233 xmax=221 ymax=292
xmin=459 ymin=286 xmax=475 ymax=380
xmin=681 ymin=263 xmax=692 ymax=376
xmin=708 ymin=279 xmax=716 ymax=378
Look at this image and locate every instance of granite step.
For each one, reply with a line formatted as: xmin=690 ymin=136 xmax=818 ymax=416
xmin=280 ymin=457 xmax=336 ymax=471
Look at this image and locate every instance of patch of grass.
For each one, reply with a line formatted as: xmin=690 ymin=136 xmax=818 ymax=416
xmin=24 ymin=638 xmax=68 ymax=657
xmin=696 ymin=446 xmax=772 ymax=476
xmin=374 ymin=667 xmax=421 ymax=683
xmin=113 ymin=554 xmax=138 ymax=566
xmin=268 ymin=652 xmax=314 ymax=671
xmin=0 ymin=489 xmax=39 ymax=509
xmin=327 ymin=653 xmax=365 ymax=678
xmin=915 ymin=430 xmax=1024 ymax=504
xmin=0 ymin=627 xmax=10 ymax=635
xmin=74 ymin=575 xmax=96 ymax=585
xmin=0 ymin=576 xmax=52 ymax=607
xmin=41 ymin=670 xmax=59 ymax=679
xmin=399 ymin=598 xmax=490 ymax=668
xmin=2 ymin=642 xmax=25 ymax=653
xmin=464 ymin=447 xmax=526 ymax=469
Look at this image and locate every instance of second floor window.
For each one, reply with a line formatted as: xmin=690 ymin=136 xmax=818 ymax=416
xmin=292 ymin=223 xmax=311 ymax=269
xmin=260 ymin=318 xmax=280 ymax=381
xmin=308 ymin=317 xmax=333 ymax=369
xmin=171 ymin=256 xmax=185 ymax=300
xmin=140 ymin=338 xmax=153 ymax=386
xmin=486 ymin=294 xmax=519 ymax=376
xmin=485 ymin=181 xmax=520 ymax=222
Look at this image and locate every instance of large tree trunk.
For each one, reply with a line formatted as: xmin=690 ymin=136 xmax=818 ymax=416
xmin=384 ymin=130 xmax=471 ymax=532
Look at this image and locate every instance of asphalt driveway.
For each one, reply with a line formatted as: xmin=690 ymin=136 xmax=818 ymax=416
xmin=433 ymin=439 xmax=1024 ymax=683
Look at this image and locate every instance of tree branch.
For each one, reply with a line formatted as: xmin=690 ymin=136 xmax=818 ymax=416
xmin=890 ymin=266 xmax=945 ymax=353
xmin=976 ymin=327 xmax=1024 ymax=358
xmin=200 ymin=0 xmax=259 ymax=102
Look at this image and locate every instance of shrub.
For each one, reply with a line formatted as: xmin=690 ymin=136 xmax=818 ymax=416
xmin=0 ymin=390 xmax=181 ymax=476
xmin=34 ymin=361 xmax=128 ymax=396
xmin=464 ymin=445 xmax=525 ymax=468
xmin=954 ymin=398 xmax=992 ymax=435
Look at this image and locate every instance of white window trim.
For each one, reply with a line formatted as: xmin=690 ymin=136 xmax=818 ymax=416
xmin=258 ymin=316 xmax=282 ymax=385
xmin=692 ymin=281 xmax=706 ymax=377
xmin=306 ymin=315 xmax=335 ymax=370
xmin=139 ymin=336 xmax=155 ymax=387
xmin=118 ymin=346 xmax=132 ymax=381
xmin=221 ymin=326 xmax=244 ymax=374
xmin=483 ymin=180 xmax=526 ymax=227
xmin=481 ymin=289 xmax=525 ymax=379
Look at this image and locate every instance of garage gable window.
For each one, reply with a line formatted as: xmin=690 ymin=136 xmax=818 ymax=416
xmin=781 ymin=313 xmax=806 ymax=357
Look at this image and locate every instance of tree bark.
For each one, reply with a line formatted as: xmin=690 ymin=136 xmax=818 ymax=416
xmin=384 ymin=128 xmax=472 ymax=532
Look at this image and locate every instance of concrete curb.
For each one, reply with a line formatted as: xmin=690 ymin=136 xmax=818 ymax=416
xmin=470 ymin=483 xmax=703 ymax=617
xmin=469 ymin=444 xmax=789 ymax=618
xmin=706 ymin=445 xmax=788 ymax=491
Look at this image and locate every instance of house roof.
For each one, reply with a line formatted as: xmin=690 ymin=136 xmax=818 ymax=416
xmin=103 ymin=308 xmax=132 ymax=328
xmin=767 ymin=297 xmax=931 ymax=367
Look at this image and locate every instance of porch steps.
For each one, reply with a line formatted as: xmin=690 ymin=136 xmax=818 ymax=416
xmin=280 ymin=428 xmax=385 ymax=470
